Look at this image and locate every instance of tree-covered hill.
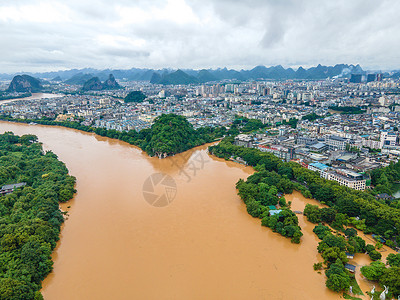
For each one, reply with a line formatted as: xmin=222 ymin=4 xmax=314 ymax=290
xmin=144 ymin=114 xmax=220 ymax=157
xmin=124 ymin=91 xmax=146 ymax=103
xmin=0 ymin=114 xmax=227 ymax=159
xmin=0 ymin=132 xmax=76 ymax=299
xmin=6 ymin=75 xmax=42 ymax=93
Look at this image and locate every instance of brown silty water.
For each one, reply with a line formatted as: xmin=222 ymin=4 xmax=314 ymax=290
xmin=0 ymin=121 xmax=354 ymax=299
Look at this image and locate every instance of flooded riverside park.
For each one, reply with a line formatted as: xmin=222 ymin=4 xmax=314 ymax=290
xmin=1 ymin=121 xmax=391 ymax=299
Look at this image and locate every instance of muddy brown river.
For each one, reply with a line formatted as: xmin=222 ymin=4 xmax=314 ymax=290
xmin=0 ymin=121 xmax=363 ymax=299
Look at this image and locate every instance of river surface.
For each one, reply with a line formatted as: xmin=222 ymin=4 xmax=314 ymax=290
xmin=1 ymin=121 xmax=344 ymax=300
xmin=0 ymin=93 xmax=63 ymax=104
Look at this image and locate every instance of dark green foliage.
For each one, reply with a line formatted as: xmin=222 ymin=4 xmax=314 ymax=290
xmin=368 ymin=250 xmax=382 ymax=261
xmin=325 ymin=259 xmax=351 ymax=292
xmin=261 ymin=209 xmax=303 ymax=243
xmin=0 ymin=114 xmax=226 ymax=158
xmin=246 ymin=199 xmax=266 ymax=218
xmin=379 ymin=266 xmax=400 ymax=297
xmin=232 ymin=117 xmax=267 ymax=133
xmin=321 ymin=234 xmax=347 ymax=252
xmin=313 ymin=224 xmax=331 ymax=239
xmin=235 ymin=166 xmax=302 ymax=243
xmin=360 ymin=262 xmax=400 ymax=297
xmin=366 ymin=244 xmax=376 ymax=253
xmin=360 ymin=261 xmax=386 ymax=281
xmin=302 ymin=113 xmax=323 ymax=122
xmin=347 ymin=236 xmax=366 ymax=253
xmin=144 ymin=114 xmax=216 ymax=157
xmin=328 ymin=106 xmax=366 ymax=114
xmin=386 ymin=253 xmax=400 ymax=267
xmin=282 ymin=117 xmax=298 ymax=129
xmin=0 ymin=132 xmax=76 ymax=299
xmin=344 ymin=228 xmax=357 ymax=238
xmin=210 ymin=137 xmax=400 ymax=249
xmin=326 ymin=274 xmax=351 ymax=292
xmin=320 ymin=207 xmax=336 ymax=223
xmin=124 ymin=91 xmax=147 ymax=103
xmin=304 ymin=204 xmax=321 ymax=223
xmin=209 ymin=136 xmax=400 ymax=295
xmin=371 ymin=160 xmax=400 ymax=195
xmin=313 ymin=262 xmax=323 ymax=270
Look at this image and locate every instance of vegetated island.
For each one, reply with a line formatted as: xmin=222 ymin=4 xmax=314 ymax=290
xmin=209 ymin=137 xmax=400 ymax=298
xmin=0 ymin=114 xmax=229 ymax=158
xmin=0 ymin=132 xmax=76 ymax=300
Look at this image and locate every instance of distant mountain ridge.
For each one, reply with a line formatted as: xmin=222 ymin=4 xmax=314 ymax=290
xmin=3 ymin=64 xmax=398 ymax=84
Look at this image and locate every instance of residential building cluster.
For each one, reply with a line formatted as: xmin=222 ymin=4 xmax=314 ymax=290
xmin=1 ymin=76 xmax=400 ymax=191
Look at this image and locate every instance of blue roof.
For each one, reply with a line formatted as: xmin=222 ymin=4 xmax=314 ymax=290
xmin=345 ymin=264 xmax=356 ymax=272
xmin=269 ymin=209 xmax=282 ymax=216
xmin=309 ymin=162 xmax=330 ymax=170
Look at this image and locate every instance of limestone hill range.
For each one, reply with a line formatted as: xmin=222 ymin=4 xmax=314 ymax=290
xmin=60 ymin=64 xmax=367 ymax=84
xmin=82 ymin=74 xmax=121 ymax=91
xmin=2 ymin=63 xmax=392 ymax=85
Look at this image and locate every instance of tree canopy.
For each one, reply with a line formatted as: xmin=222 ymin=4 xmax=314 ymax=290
xmin=124 ymin=91 xmax=147 ymax=103
xmin=0 ymin=132 xmax=76 ymax=299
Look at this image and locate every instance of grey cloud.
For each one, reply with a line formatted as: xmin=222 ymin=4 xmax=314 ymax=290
xmin=0 ymin=0 xmax=399 ymax=72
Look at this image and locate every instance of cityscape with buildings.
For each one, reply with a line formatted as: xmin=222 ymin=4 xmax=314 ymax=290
xmin=2 ymin=73 xmax=400 ymax=193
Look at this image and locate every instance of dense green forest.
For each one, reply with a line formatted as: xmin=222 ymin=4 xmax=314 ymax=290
xmin=143 ymin=114 xmax=222 ymax=157
xmin=210 ymin=137 xmax=400 ymax=247
xmin=0 ymin=114 xmax=226 ymax=158
xmin=235 ymin=166 xmax=303 ymax=243
xmin=210 ymin=137 xmax=400 ymax=295
xmin=0 ymin=132 xmax=76 ymax=299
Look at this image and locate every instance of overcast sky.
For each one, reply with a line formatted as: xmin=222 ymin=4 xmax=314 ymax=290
xmin=0 ymin=0 xmax=399 ymax=73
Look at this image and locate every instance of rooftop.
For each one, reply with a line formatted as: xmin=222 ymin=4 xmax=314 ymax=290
xmin=309 ymin=162 xmax=330 ymax=170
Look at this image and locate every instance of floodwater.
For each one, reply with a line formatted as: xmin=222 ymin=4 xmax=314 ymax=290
xmin=287 ymin=192 xmax=398 ymax=298
xmin=0 ymin=121 xmax=342 ymax=300
xmin=0 ymin=93 xmax=63 ymax=104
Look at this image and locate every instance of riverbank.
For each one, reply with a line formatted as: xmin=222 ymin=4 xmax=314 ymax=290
xmin=287 ymin=192 xmax=398 ymax=299
xmin=0 ymin=121 xmax=341 ymax=299
xmin=210 ymin=138 xmax=400 ymax=298
xmin=0 ymin=114 xmax=225 ymax=159
xmin=0 ymin=132 xmax=76 ymax=299
xmin=0 ymin=92 xmax=63 ymax=104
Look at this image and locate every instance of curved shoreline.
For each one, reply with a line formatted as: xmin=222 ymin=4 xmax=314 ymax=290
xmin=0 ymin=122 xmax=341 ymax=299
